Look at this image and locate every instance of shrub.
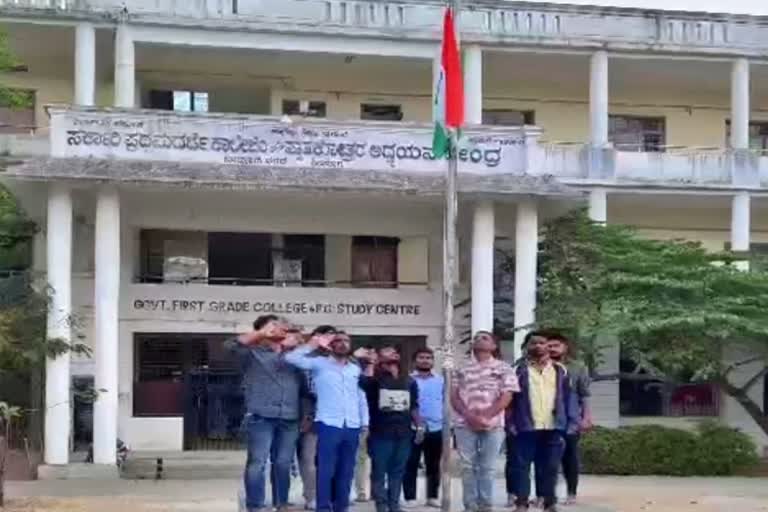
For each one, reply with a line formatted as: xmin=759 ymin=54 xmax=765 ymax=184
xmin=581 ymin=422 xmax=759 ymax=476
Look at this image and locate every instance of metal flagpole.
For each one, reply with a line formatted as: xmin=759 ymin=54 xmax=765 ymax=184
xmin=440 ymin=2 xmax=460 ymax=511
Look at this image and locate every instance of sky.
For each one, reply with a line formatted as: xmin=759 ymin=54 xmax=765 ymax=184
xmin=541 ymin=0 xmax=768 ymax=15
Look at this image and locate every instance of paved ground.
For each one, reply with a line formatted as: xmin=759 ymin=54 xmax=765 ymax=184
xmin=4 ymin=475 xmax=768 ymax=512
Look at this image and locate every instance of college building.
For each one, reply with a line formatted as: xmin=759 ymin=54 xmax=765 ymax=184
xmin=0 ymin=0 xmax=767 ymax=474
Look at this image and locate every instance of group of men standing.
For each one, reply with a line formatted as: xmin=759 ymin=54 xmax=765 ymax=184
xmin=227 ymin=315 xmax=590 ymax=512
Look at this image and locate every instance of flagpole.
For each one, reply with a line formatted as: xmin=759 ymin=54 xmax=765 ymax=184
xmin=441 ymin=1 xmax=460 ymax=511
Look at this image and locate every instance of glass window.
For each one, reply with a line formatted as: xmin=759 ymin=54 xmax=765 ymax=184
xmin=609 ymin=115 xmax=666 ymax=152
xmin=149 ymin=90 xmax=209 ymax=112
xmin=482 ymin=109 xmax=535 ymax=126
xmin=282 ymin=100 xmax=326 ymax=118
xmin=361 ymin=104 xmax=403 ymax=121
xmin=351 ymin=236 xmax=399 ymax=288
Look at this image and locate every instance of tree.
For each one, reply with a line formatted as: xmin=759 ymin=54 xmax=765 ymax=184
xmin=515 ymin=208 xmax=768 ymax=438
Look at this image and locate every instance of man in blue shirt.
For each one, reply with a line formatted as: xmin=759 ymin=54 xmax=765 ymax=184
xmin=226 ymin=315 xmax=303 ymax=512
xmin=402 ymin=347 xmax=444 ymax=508
xmin=285 ymin=329 xmax=369 ymax=512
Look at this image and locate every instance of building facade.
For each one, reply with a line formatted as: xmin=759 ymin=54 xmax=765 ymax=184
xmin=0 ymin=0 xmax=767 ymax=471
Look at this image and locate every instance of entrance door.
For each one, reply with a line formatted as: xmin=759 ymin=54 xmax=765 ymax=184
xmin=351 ymin=335 xmax=428 ymax=374
xmin=133 ymin=333 xmax=243 ymax=450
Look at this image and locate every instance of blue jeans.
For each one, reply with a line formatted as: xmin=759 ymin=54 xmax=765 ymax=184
xmin=244 ymin=414 xmax=300 ymax=510
xmin=514 ymin=430 xmax=565 ymax=508
xmin=369 ymin=435 xmax=412 ymax=512
xmin=316 ymin=422 xmax=360 ymax=512
xmin=454 ymin=428 xmax=505 ymax=512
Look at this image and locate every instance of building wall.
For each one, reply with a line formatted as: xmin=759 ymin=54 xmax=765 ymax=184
xmin=37 ymin=189 xmax=458 ymax=450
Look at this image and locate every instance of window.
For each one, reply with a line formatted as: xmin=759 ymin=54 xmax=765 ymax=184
xmin=361 ymin=104 xmax=403 ymax=121
xmin=609 ymin=115 xmax=665 ymax=152
xmin=139 ymin=230 xmax=208 ymax=283
xmin=138 ymin=230 xmax=327 ymax=286
xmin=725 ymin=120 xmax=768 ymax=151
xmin=149 ymin=90 xmax=209 ymax=112
xmin=282 ymin=100 xmax=327 ymax=118
xmin=351 ymin=236 xmax=399 ymax=287
xmin=208 ymin=232 xmax=273 ymax=286
xmin=0 ymin=89 xmax=35 ymax=134
xmin=282 ymin=234 xmax=326 ymax=287
xmin=619 ymin=355 xmax=719 ymax=417
xmin=482 ymin=109 xmax=535 ymax=126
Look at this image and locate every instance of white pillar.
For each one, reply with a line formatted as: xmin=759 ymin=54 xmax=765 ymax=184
xmin=93 ymin=188 xmax=121 ymax=465
xmin=114 ymin=24 xmax=135 ymax=108
xmin=590 ymin=51 xmax=609 ymax=147
xmin=731 ymin=192 xmax=751 ymax=252
xmin=731 ymin=58 xmax=750 ymax=150
xmin=464 ymin=45 xmax=483 ymax=125
xmin=471 ymin=201 xmax=494 ymax=335
xmin=513 ymin=200 xmax=538 ymax=358
xmin=44 ymin=185 xmax=73 ymax=466
xmin=74 ymin=23 xmax=96 ymax=106
xmin=588 ymin=188 xmax=608 ymax=223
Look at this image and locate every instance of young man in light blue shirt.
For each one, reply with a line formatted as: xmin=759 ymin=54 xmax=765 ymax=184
xmin=285 ymin=329 xmax=369 ymax=512
xmin=402 ymin=347 xmax=444 ymax=508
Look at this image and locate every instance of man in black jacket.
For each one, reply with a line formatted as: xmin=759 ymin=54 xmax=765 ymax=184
xmin=359 ymin=345 xmax=421 ymax=512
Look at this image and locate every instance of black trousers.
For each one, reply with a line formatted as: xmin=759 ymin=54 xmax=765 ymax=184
xmin=561 ymin=433 xmax=580 ymax=496
xmin=402 ymin=430 xmax=442 ymax=500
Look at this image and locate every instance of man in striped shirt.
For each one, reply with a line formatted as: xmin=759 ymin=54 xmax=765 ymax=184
xmin=451 ymin=331 xmax=519 ymax=512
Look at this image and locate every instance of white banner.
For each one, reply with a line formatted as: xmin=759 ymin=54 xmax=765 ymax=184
xmin=51 ymin=109 xmax=531 ymax=175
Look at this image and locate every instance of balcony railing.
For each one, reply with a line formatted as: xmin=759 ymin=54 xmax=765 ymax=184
xmin=3 ymin=0 xmax=768 ymax=56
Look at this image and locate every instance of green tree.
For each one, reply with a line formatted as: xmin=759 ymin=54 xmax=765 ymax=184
xmin=516 ymin=208 xmax=768 ymax=438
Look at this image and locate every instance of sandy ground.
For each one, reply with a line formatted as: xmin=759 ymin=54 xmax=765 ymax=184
xmin=4 ymin=476 xmax=768 ymax=512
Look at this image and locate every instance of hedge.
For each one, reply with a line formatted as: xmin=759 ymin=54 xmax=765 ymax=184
xmin=581 ymin=422 xmax=759 ymax=476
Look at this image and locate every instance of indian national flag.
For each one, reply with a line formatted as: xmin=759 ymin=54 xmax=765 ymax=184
xmin=432 ymin=5 xmax=464 ymax=159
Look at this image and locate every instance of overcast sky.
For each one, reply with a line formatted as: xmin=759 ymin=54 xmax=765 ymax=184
xmin=541 ymin=1 xmax=768 ymax=15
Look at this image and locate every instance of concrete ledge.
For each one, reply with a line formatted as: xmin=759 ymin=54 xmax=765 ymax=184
xmin=37 ymin=463 xmax=120 ymax=480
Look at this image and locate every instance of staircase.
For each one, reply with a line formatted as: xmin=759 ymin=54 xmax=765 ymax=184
xmin=121 ymin=450 xmax=245 ymax=480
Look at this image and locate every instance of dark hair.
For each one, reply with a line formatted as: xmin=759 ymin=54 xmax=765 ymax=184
xmin=546 ymin=332 xmax=570 ymax=344
xmin=413 ymin=347 xmax=435 ymax=360
xmin=522 ymin=330 xmax=550 ymax=348
xmin=311 ymin=325 xmax=337 ymax=336
xmin=377 ymin=344 xmax=400 ymax=354
xmin=253 ymin=315 xmax=279 ymax=330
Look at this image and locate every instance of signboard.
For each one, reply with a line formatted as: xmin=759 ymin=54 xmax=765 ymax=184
xmin=131 ymin=298 xmax=423 ymax=316
xmin=51 ymin=109 xmax=532 ymax=175
xmin=122 ymin=284 xmax=442 ymax=328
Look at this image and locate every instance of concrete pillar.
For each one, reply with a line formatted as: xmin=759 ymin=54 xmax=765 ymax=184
xmin=464 ymin=45 xmax=483 ymax=125
xmin=588 ymin=188 xmax=608 ymax=223
xmin=114 ymin=24 xmax=135 ymax=108
xmin=513 ymin=199 xmax=538 ymax=358
xmin=731 ymin=192 xmax=751 ymax=252
xmin=93 ymin=188 xmax=121 ymax=465
xmin=74 ymin=23 xmax=96 ymax=106
xmin=44 ymin=185 xmax=73 ymax=466
xmin=731 ymin=58 xmax=750 ymax=150
xmin=590 ymin=51 xmax=609 ymax=147
xmin=471 ymin=201 xmax=494 ymax=335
